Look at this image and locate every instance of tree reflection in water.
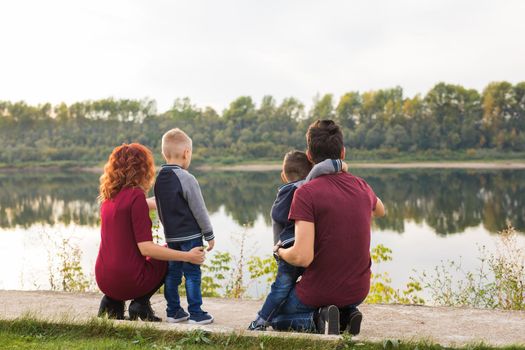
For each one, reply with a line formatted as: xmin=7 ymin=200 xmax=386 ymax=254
xmin=0 ymin=169 xmax=523 ymax=235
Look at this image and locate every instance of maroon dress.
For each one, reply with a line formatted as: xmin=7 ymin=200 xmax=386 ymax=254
xmin=95 ymin=187 xmax=167 ymax=301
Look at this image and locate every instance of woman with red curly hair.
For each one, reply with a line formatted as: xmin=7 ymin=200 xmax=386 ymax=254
xmin=95 ymin=143 xmax=205 ymax=321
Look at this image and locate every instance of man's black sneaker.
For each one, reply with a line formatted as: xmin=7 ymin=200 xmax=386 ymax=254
xmin=340 ymin=310 xmax=363 ymax=335
xmin=247 ymin=320 xmax=267 ymax=331
xmin=315 ymin=305 xmax=340 ymax=335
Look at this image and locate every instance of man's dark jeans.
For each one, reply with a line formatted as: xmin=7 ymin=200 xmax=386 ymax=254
xmin=257 ymin=260 xmax=304 ymax=323
xmin=270 ymin=288 xmax=361 ymax=332
xmin=165 ymin=237 xmax=204 ymax=317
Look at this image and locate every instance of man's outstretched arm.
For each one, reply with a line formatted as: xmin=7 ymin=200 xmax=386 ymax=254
xmin=373 ymin=197 xmax=386 ymax=218
xmin=277 ymin=220 xmax=315 ymax=268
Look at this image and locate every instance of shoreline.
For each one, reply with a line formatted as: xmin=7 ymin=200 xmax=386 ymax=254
xmin=1 ymin=161 xmax=525 ymax=173
xmin=198 ymin=161 xmax=525 ymax=172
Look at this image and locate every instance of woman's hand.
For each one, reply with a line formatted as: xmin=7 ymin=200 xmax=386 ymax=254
xmin=146 ymin=197 xmax=157 ymax=210
xmin=137 ymin=241 xmax=205 ymax=264
xmin=186 ymin=246 xmax=206 ymax=265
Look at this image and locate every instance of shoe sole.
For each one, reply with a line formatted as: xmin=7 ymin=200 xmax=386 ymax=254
xmin=316 ymin=305 xmax=340 ymax=335
xmin=188 ymin=315 xmax=214 ymax=325
xmin=325 ymin=305 xmax=340 ymax=335
xmin=166 ymin=316 xmax=190 ymax=323
xmin=348 ymin=311 xmax=362 ymax=335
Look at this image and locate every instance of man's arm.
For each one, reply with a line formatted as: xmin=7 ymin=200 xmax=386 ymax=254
xmin=373 ymin=197 xmax=385 ymax=218
xmin=277 ymin=220 xmax=315 ymax=268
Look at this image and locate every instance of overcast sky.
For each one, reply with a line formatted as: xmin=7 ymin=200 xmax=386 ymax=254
xmin=1 ymin=0 xmax=524 ymax=112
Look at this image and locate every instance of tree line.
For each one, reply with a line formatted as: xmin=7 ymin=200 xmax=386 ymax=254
xmin=0 ymin=81 xmax=524 ymax=165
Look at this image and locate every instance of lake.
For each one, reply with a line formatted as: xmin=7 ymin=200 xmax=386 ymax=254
xmin=1 ymin=168 xmax=524 ymax=300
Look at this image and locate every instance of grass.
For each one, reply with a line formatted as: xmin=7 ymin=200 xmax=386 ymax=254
xmin=0 ymin=317 xmax=524 ymax=350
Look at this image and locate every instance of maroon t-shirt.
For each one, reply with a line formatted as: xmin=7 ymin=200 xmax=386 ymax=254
xmin=95 ymin=187 xmax=167 ymax=301
xmin=289 ymin=172 xmax=377 ymax=307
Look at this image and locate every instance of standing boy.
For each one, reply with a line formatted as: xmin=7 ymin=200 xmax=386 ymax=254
xmin=154 ymin=128 xmax=214 ymax=324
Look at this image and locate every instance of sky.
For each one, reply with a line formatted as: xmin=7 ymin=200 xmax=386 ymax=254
xmin=1 ymin=0 xmax=524 ymax=113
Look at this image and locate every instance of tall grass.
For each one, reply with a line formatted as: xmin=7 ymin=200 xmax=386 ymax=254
xmin=419 ymin=225 xmax=524 ymax=310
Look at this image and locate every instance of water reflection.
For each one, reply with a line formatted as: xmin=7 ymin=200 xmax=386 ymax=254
xmin=362 ymin=169 xmax=525 ymax=235
xmin=0 ymin=169 xmax=523 ymax=235
xmin=0 ymin=172 xmax=100 ymax=228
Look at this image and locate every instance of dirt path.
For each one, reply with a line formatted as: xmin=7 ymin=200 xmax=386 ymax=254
xmin=1 ymin=291 xmax=524 ymax=347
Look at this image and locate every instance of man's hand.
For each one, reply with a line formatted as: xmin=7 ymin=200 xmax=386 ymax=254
xmin=341 ymin=162 xmax=349 ymax=172
xmin=279 ymin=221 xmax=315 ymax=268
xmin=273 ymin=241 xmax=284 ymax=261
xmin=206 ymin=239 xmax=215 ymax=252
xmin=187 ymin=246 xmax=206 ymax=264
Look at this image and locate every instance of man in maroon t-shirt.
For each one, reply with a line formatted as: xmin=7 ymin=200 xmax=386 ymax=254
xmin=270 ymin=120 xmax=385 ymax=335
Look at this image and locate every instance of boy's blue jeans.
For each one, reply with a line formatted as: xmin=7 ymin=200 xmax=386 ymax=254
xmin=165 ymin=237 xmax=204 ymax=317
xmin=257 ymin=260 xmax=304 ymax=323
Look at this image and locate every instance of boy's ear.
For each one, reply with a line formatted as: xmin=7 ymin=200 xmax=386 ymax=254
xmin=340 ymin=147 xmax=346 ymax=160
xmin=306 ymin=150 xmax=314 ymax=164
xmin=281 ymin=171 xmax=287 ymax=183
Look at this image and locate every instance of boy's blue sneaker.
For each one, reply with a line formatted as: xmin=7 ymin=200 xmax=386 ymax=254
xmin=247 ymin=315 xmax=268 ymax=331
xmin=166 ymin=308 xmax=190 ymax=323
xmin=188 ymin=312 xmax=214 ymax=325
xmin=247 ymin=320 xmax=267 ymax=331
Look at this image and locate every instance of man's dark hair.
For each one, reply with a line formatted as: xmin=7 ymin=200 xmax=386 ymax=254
xmin=283 ymin=150 xmax=312 ymax=182
xmin=306 ymin=120 xmax=344 ymax=164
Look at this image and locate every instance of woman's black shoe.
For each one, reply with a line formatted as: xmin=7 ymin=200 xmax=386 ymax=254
xmin=128 ymin=300 xmax=162 ymax=322
xmin=98 ymin=295 xmax=125 ymax=320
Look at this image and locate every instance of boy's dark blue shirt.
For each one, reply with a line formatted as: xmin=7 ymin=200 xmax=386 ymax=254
xmin=270 ymin=180 xmax=303 ymax=248
xmin=154 ymin=164 xmax=214 ymax=243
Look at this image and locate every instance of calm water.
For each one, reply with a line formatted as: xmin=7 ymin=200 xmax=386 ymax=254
xmin=1 ymin=169 xmax=524 ymax=298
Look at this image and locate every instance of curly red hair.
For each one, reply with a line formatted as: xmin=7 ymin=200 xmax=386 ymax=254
xmin=99 ymin=143 xmax=155 ymax=202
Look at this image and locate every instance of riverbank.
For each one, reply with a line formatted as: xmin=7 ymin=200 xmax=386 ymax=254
xmin=1 ymin=291 xmax=524 ymax=347
xmin=198 ymin=160 xmax=525 ymax=171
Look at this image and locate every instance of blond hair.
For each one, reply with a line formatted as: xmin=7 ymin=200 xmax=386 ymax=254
xmin=161 ymin=128 xmax=192 ymax=160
